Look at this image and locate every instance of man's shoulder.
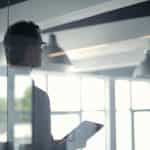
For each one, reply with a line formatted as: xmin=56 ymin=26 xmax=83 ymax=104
xmin=33 ymin=86 xmax=49 ymax=100
xmin=34 ymin=86 xmax=46 ymax=94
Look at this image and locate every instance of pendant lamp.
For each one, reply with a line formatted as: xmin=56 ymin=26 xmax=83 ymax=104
xmin=133 ymin=50 xmax=150 ymax=78
xmin=46 ymin=34 xmax=71 ymax=65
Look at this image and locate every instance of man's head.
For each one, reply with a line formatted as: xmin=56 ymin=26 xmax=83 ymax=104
xmin=3 ymin=21 xmax=43 ymax=67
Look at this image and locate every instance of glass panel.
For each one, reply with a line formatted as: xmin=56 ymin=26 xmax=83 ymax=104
xmin=82 ymin=111 xmax=104 ymax=123
xmin=48 ymin=75 xmax=80 ymax=111
xmin=81 ymin=77 xmax=105 ymax=111
xmin=131 ymin=81 xmax=150 ymax=109
xmin=115 ymin=80 xmax=131 ymax=110
xmin=116 ymin=111 xmax=131 ymax=150
xmin=0 ymin=10 xmax=7 ymax=143
xmin=51 ymin=114 xmax=80 ymax=139
xmin=0 ymin=76 xmax=7 ymax=142
xmin=82 ymin=111 xmax=105 ymax=150
xmin=134 ymin=112 xmax=150 ymax=150
xmin=115 ymin=80 xmax=132 ymax=150
xmin=14 ymin=75 xmax=32 ymax=149
xmin=0 ymin=43 xmax=7 ymax=67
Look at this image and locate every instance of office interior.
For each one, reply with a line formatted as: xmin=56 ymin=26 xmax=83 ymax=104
xmin=0 ymin=0 xmax=150 ymax=150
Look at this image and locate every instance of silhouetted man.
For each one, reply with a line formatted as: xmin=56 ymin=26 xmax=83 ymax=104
xmin=3 ymin=21 xmax=65 ymax=150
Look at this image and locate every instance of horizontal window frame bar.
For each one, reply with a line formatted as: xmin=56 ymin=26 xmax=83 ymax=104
xmin=51 ymin=110 xmax=104 ymax=115
xmin=132 ymin=109 xmax=150 ymax=112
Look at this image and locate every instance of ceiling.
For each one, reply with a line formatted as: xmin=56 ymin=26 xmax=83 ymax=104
xmin=43 ymin=1 xmax=150 ymax=33
xmin=0 ymin=0 xmax=149 ymax=75
xmin=0 ymin=0 xmax=27 ymax=9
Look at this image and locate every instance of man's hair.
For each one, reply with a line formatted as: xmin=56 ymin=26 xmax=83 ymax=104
xmin=3 ymin=21 xmax=42 ymax=65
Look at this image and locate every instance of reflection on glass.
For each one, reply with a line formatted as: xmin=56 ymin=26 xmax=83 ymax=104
xmin=82 ymin=111 xmax=105 ymax=150
xmin=115 ymin=80 xmax=130 ymax=110
xmin=131 ymin=81 xmax=150 ymax=109
xmin=14 ymin=76 xmax=32 ymax=148
xmin=0 ymin=76 xmax=7 ymax=142
xmin=81 ymin=77 xmax=105 ymax=111
xmin=51 ymin=114 xmax=80 ymax=139
xmin=0 ymin=43 xmax=7 ymax=66
xmin=134 ymin=112 xmax=150 ymax=150
xmin=48 ymin=75 xmax=80 ymax=111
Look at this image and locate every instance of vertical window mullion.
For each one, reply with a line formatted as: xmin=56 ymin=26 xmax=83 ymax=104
xmin=105 ymin=79 xmax=116 ymax=150
xmin=130 ymin=80 xmax=135 ymax=150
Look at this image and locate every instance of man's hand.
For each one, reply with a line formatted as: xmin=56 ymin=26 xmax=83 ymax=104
xmin=53 ymin=139 xmax=66 ymax=150
xmin=54 ymin=138 xmax=66 ymax=144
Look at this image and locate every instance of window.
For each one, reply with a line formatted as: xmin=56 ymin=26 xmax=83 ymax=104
xmin=115 ymin=80 xmax=132 ymax=150
xmin=131 ymin=81 xmax=150 ymax=109
xmin=82 ymin=111 xmax=105 ymax=150
xmin=51 ymin=114 xmax=80 ymax=139
xmin=81 ymin=77 xmax=105 ymax=150
xmin=115 ymin=79 xmax=150 ymax=150
xmin=81 ymin=77 xmax=105 ymax=111
xmin=48 ymin=74 xmax=105 ymax=150
xmin=48 ymin=75 xmax=81 ymax=112
xmin=8 ymin=72 xmax=150 ymax=150
xmin=134 ymin=112 xmax=150 ymax=150
xmin=131 ymin=80 xmax=150 ymax=150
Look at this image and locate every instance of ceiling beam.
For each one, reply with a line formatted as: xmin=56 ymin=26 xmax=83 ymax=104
xmin=0 ymin=0 xmax=27 ymax=9
xmin=42 ymin=1 xmax=150 ymax=33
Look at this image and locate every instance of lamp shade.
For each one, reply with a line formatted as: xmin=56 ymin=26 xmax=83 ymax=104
xmin=46 ymin=34 xmax=71 ymax=65
xmin=133 ymin=50 xmax=150 ymax=78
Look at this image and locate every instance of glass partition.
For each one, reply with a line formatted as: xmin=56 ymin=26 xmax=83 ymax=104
xmin=0 ymin=6 xmax=8 ymax=147
xmin=1 ymin=1 xmax=150 ymax=150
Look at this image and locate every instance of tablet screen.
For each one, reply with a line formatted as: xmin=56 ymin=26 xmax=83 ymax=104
xmin=63 ymin=121 xmax=103 ymax=142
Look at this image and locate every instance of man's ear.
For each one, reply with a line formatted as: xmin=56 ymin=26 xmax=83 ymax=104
xmin=23 ymin=46 xmax=41 ymax=67
xmin=21 ymin=46 xmax=33 ymax=66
